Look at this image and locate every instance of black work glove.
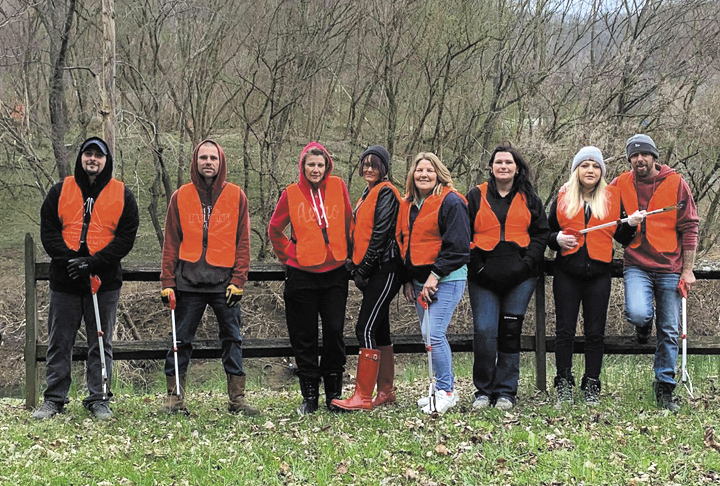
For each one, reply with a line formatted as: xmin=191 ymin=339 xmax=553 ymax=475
xmin=67 ymin=257 xmax=92 ymax=280
xmin=344 ymin=258 xmax=356 ymax=276
xmin=354 ymin=274 xmax=369 ymax=291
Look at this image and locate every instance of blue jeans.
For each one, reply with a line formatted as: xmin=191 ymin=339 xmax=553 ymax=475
xmin=469 ymin=278 xmax=536 ymax=402
xmin=623 ymin=266 xmax=680 ymax=385
xmin=413 ymin=280 xmax=466 ymax=393
xmin=164 ymin=290 xmax=245 ymax=377
xmin=45 ymin=289 xmax=121 ymax=407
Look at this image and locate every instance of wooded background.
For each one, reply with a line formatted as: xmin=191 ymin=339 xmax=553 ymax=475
xmin=1 ymin=0 xmax=720 ymax=259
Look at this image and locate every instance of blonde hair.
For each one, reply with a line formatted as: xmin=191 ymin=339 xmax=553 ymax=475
xmin=405 ymin=152 xmax=454 ymax=201
xmin=561 ymin=166 xmax=609 ymax=220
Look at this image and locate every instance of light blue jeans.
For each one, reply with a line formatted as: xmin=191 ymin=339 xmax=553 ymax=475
xmin=623 ymin=266 xmax=681 ymax=385
xmin=469 ymin=278 xmax=536 ymax=402
xmin=413 ymin=280 xmax=466 ymax=392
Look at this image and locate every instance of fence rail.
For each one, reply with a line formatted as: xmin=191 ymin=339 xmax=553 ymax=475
xmin=24 ymin=233 xmax=720 ymax=409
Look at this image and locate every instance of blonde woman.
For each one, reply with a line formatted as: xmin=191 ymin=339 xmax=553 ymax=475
xmin=548 ymin=146 xmax=643 ymax=406
xmin=397 ymin=152 xmax=470 ymax=414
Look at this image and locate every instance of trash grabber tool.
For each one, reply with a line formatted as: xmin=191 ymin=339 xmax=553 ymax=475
xmin=579 ymin=202 xmax=685 ymax=234
xmin=418 ymin=295 xmax=436 ymax=413
xmin=678 ymin=279 xmax=694 ymax=398
xmin=90 ymin=275 xmax=108 ymax=401
xmin=169 ymin=291 xmax=181 ymax=397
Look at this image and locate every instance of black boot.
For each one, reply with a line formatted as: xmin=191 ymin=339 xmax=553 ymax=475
xmin=298 ymin=376 xmax=320 ymax=415
xmin=553 ymin=369 xmax=575 ymax=408
xmin=581 ymin=376 xmax=601 ymax=406
xmin=323 ymin=372 xmax=345 ymax=412
xmin=653 ymin=381 xmax=680 ymax=413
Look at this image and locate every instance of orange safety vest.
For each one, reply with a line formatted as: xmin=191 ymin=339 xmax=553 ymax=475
xmin=286 ymin=176 xmax=348 ymax=267
xmin=177 ymin=183 xmax=241 ymax=268
xmin=556 ymin=185 xmax=622 ymax=263
xmin=616 ymin=172 xmax=681 ymax=252
xmin=351 ymin=181 xmax=401 ymax=265
xmin=471 ymin=183 xmax=531 ymax=251
xmin=398 ymin=186 xmax=466 ymax=266
xmin=58 ymin=177 xmax=125 ymax=255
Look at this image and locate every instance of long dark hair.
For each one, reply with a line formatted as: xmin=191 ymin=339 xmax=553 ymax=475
xmin=487 ymin=143 xmax=535 ymax=197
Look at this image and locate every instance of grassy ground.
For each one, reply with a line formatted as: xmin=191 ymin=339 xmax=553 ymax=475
xmin=2 ymin=354 xmax=720 ymax=485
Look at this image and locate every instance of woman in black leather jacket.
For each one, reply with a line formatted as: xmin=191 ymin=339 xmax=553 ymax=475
xmin=332 ymin=145 xmax=402 ymax=412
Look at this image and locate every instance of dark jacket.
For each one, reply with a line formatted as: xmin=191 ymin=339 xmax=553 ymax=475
xmin=40 ymin=137 xmax=139 ymax=294
xmin=403 ymin=191 xmax=471 ymax=284
xmin=548 ymin=196 xmax=636 ymax=279
xmin=353 ymin=145 xmax=400 ymax=278
xmin=466 ymin=182 xmax=549 ymax=293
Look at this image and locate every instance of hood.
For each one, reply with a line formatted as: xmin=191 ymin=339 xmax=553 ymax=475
xmin=298 ymin=141 xmax=333 ymax=191
xmin=360 ymin=145 xmax=391 ymax=179
xmin=191 ymin=139 xmax=227 ymax=193
xmin=74 ymin=136 xmax=114 ymax=194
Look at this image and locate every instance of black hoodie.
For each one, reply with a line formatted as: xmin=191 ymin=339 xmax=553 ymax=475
xmin=40 ymin=137 xmax=140 ymax=294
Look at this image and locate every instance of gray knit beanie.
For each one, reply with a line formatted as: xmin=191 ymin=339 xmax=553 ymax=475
xmin=626 ymin=134 xmax=659 ymax=160
xmin=571 ymin=146 xmax=605 ymax=177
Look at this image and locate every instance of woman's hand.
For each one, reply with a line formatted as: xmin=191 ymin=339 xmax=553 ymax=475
xmin=556 ymin=231 xmax=579 ymax=251
xmin=403 ymin=282 xmax=415 ymax=304
xmin=627 ymin=210 xmax=645 ymax=227
xmin=421 ymin=273 xmax=439 ymax=304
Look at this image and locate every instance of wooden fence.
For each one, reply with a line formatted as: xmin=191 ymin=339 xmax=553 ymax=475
xmin=24 ymin=234 xmax=720 ymax=409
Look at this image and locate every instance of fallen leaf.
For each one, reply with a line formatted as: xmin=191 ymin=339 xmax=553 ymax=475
xmin=704 ymin=426 xmax=720 ymax=452
xmin=404 ymin=469 xmax=418 ymax=481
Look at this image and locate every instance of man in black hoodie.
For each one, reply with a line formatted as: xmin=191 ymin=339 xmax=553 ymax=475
xmin=33 ymin=137 xmax=139 ymax=420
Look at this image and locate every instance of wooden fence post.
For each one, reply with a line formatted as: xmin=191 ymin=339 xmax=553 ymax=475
xmin=24 ymin=233 xmax=38 ymax=409
xmin=535 ymin=264 xmax=547 ymax=392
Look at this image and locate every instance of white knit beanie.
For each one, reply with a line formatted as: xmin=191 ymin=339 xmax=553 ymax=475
xmin=571 ymin=146 xmax=605 ymax=177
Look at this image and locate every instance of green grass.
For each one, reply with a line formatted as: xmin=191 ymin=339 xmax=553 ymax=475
xmin=2 ymin=354 xmax=720 ymax=485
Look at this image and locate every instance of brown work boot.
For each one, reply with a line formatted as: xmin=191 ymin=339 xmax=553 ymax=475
xmin=227 ymin=374 xmax=259 ymax=416
xmin=162 ymin=374 xmax=188 ymax=414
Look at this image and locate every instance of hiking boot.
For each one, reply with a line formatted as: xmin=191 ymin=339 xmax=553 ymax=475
xmin=88 ymin=401 xmax=113 ymax=420
xmin=162 ymin=374 xmax=188 ymax=414
xmin=471 ymin=395 xmax=491 ymax=411
xmin=32 ymin=400 xmax=63 ymax=419
xmin=581 ymin=376 xmax=601 ymax=407
xmin=635 ymin=324 xmax=652 ymax=344
xmin=227 ymin=374 xmax=259 ymax=416
xmin=421 ymin=389 xmax=458 ymax=414
xmin=554 ymin=373 xmax=575 ymax=408
xmin=654 ymin=381 xmax=681 ymax=413
xmin=495 ymin=397 xmax=514 ymax=411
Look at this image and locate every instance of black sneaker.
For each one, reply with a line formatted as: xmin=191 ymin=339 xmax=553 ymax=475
xmin=635 ymin=325 xmax=651 ymax=344
xmin=32 ymin=401 xmax=63 ymax=419
xmin=88 ymin=401 xmax=113 ymax=420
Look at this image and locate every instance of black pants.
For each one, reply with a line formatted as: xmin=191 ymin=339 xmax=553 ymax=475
xmin=553 ymin=266 xmax=611 ymax=379
xmin=284 ymin=265 xmax=348 ymax=380
xmin=355 ymin=270 xmax=401 ymax=348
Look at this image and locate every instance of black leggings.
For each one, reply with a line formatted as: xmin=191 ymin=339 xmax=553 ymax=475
xmin=553 ymin=266 xmax=611 ymax=379
xmin=355 ymin=270 xmax=401 ymax=348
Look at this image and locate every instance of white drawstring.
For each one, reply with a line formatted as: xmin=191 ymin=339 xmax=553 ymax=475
xmin=311 ymin=189 xmax=329 ymax=228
